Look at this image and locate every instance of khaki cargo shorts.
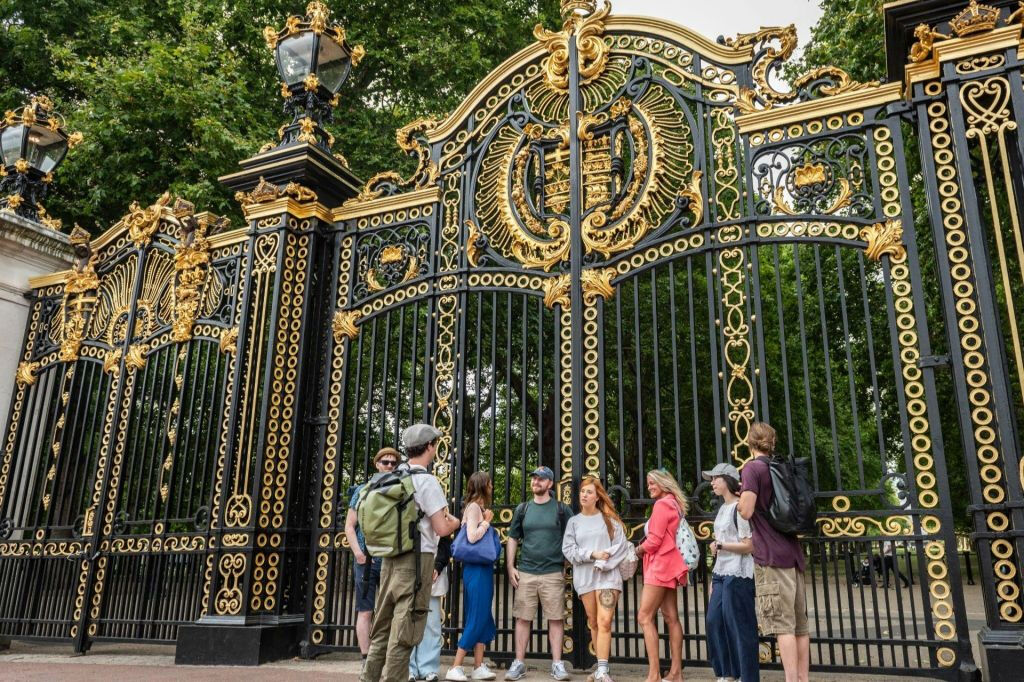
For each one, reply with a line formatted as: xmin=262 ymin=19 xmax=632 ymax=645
xmin=754 ymin=564 xmax=809 ymax=636
xmin=513 ymin=571 xmax=565 ymax=622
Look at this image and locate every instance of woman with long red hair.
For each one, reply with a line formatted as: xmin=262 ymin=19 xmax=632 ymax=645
xmin=562 ymin=476 xmax=629 ymax=682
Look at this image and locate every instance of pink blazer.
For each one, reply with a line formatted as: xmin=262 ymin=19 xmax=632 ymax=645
xmin=641 ymin=496 xmax=688 ymax=587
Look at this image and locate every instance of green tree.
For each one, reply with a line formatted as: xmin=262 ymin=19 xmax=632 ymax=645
xmin=0 ymin=0 xmax=560 ymax=230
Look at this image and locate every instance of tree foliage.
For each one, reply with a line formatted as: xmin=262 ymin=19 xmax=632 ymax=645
xmin=0 ymin=0 xmax=560 ymax=230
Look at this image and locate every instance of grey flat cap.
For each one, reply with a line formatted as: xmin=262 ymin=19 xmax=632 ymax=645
xmin=701 ymin=462 xmax=740 ymax=482
xmin=402 ymin=423 xmax=442 ymax=449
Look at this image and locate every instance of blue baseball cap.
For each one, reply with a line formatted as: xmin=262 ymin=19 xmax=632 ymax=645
xmin=530 ymin=466 xmax=555 ymax=481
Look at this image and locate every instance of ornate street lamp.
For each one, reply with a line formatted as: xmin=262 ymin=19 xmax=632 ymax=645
xmin=264 ymin=2 xmax=364 ymax=155
xmin=0 ymin=95 xmax=82 ymax=228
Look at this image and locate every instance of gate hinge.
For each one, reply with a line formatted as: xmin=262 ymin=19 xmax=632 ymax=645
xmin=918 ymin=354 xmax=950 ymax=369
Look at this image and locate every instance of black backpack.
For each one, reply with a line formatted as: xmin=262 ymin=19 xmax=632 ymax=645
xmin=761 ymin=454 xmax=817 ymax=535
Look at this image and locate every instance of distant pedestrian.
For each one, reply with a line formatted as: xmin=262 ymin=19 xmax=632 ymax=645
xmin=881 ymin=540 xmax=910 ymax=588
xmin=703 ymin=463 xmax=758 ymax=682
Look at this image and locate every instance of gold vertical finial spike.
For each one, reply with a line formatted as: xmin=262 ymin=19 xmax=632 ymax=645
xmin=560 ymin=0 xmax=597 ymax=22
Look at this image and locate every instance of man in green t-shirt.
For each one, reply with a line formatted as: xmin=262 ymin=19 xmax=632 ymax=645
xmin=504 ymin=466 xmax=573 ymax=681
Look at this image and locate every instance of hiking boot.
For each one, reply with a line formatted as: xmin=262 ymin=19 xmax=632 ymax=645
xmin=472 ymin=665 xmax=497 ymax=680
xmin=505 ymin=661 xmax=527 ymax=681
xmin=550 ymin=661 xmax=570 ymax=681
xmin=446 ymin=667 xmax=469 ymax=682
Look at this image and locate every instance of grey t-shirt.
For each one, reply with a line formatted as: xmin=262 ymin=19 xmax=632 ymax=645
xmin=399 ymin=463 xmax=448 ymax=555
xmin=562 ymin=512 xmax=628 ymax=594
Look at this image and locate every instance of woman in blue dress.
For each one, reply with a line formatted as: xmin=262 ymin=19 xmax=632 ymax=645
xmin=445 ymin=472 xmax=497 ymax=681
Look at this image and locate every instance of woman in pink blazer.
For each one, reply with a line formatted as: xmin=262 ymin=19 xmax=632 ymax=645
xmin=635 ymin=469 xmax=688 ymax=682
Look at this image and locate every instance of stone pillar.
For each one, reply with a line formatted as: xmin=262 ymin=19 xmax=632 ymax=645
xmin=0 ymin=213 xmax=72 ymax=423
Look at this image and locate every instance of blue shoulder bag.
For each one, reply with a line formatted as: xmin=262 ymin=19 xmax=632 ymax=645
xmin=452 ymin=524 xmax=501 ymax=564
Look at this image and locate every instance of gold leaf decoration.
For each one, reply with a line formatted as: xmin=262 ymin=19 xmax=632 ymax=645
xmin=332 ymin=309 xmax=362 ymax=343
xmin=861 ymin=219 xmax=906 ymax=262
xmin=581 ymin=267 xmax=616 ymax=305
xmin=724 ymin=25 xmax=877 ymax=109
xmin=234 ymin=177 xmax=281 ymax=208
xmin=542 ymin=274 xmax=571 ymax=310
xmin=103 ymin=348 xmax=122 ymax=375
xmin=678 ymin=171 xmax=704 ymax=227
xmin=219 ymin=327 xmax=239 ymax=355
xmin=15 ymin=361 xmax=39 ymax=387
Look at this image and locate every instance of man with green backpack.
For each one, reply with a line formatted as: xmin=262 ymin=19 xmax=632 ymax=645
xmin=359 ymin=424 xmax=462 ymax=682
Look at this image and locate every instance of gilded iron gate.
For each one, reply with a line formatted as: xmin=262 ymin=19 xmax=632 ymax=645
xmin=305 ymin=2 xmax=973 ymax=677
xmin=0 ymin=199 xmax=243 ymax=647
xmin=6 ymin=0 xmax=1024 ymax=678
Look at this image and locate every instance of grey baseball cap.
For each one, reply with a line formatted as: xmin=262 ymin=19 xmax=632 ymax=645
xmin=402 ymin=423 xmax=442 ymax=449
xmin=529 ymin=465 xmax=555 ymax=481
xmin=701 ymin=462 xmax=740 ymax=482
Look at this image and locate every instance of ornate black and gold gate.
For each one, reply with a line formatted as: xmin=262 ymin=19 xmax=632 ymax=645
xmin=3 ymin=1 xmax=1024 ymax=679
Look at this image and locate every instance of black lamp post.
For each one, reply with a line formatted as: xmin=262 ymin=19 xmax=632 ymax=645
xmin=0 ymin=95 xmax=82 ymax=228
xmin=264 ymin=2 xmax=364 ymax=156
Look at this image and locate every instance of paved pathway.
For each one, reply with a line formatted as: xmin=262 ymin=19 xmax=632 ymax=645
xmin=1 ymin=641 xmax=935 ymax=681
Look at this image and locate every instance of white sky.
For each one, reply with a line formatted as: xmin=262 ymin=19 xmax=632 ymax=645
xmin=611 ymin=0 xmax=824 ymax=50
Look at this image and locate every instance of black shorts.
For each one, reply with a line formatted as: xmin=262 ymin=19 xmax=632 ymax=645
xmin=354 ymin=558 xmax=382 ymax=612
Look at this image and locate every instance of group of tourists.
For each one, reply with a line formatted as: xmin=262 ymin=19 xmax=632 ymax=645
xmin=350 ymin=421 xmax=811 ymax=682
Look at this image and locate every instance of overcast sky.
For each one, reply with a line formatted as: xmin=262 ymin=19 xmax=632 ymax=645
xmin=612 ymin=0 xmax=824 ymax=48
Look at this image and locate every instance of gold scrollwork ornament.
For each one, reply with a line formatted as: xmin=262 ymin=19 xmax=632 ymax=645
xmin=534 ymin=1 xmax=611 ymax=92
xmin=332 ymin=309 xmax=362 ymax=343
xmin=861 ymin=219 xmax=907 ymax=262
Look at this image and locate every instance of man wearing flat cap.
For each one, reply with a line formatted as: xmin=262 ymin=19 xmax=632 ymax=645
xmin=361 ymin=424 xmax=461 ymax=682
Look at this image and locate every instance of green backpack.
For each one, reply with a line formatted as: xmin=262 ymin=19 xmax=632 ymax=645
xmin=355 ymin=468 xmax=428 ymax=558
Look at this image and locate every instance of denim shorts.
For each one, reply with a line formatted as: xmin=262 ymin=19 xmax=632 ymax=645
xmin=354 ymin=557 xmax=382 ymax=612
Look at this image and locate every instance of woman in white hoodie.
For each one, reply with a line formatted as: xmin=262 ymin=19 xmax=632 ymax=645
xmin=562 ymin=476 xmax=630 ymax=682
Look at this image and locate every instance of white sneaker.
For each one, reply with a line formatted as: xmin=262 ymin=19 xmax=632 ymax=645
xmin=472 ymin=665 xmax=497 ymax=680
xmin=505 ymin=661 xmax=527 ymax=681
xmin=550 ymin=661 xmax=570 ymax=681
xmin=447 ymin=667 xmax=469 ymax=682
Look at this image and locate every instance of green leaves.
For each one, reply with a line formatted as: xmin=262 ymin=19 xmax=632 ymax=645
xmin=1 ymin=0 xmax=561 ymax=231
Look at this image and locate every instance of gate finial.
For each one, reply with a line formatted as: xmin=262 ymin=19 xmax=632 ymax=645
xmin=560 ymin=0 xmax=597 ymax=22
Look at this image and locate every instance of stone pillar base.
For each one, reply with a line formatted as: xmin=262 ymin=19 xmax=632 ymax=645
xmin=977 ymin=628 xmax=1024 ymax=682
xmin=175 ymin=621 xmax=302 ymax=666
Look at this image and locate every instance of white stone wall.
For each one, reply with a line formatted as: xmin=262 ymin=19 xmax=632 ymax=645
xmin=0 ymin=214 xmax=72 ymax=426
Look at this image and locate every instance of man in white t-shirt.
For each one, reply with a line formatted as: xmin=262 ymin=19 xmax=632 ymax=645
xmin=360 ymin=424 xmax=461 ymax=682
